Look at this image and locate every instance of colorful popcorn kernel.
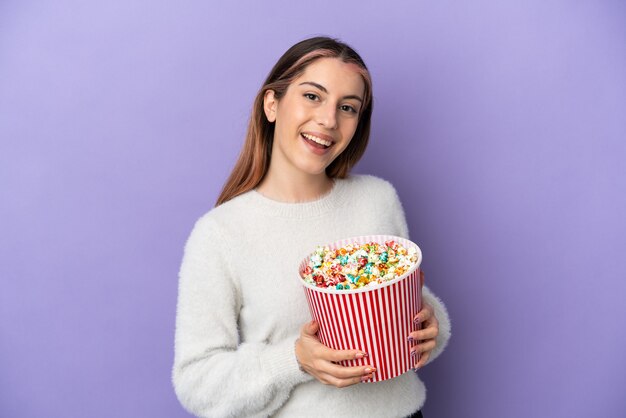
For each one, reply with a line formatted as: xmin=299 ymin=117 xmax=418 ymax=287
xmin=300 ymin=240 xmax=418 ymax=290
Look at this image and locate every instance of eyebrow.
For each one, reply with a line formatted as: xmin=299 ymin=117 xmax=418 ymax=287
xmin=298 ymin=81 xmax=363 ymax=102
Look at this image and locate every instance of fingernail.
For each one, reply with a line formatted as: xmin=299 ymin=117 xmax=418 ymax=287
xmin=355 ymin=352 xmax=367 ymax=359
xmin=407 ymin=336 xmax=415 ymax=343
xmin=411 ymin=350 xmax=417 ymax=358
xmin=413 ymin=317 xmax=420 ymax=325
xmin=365 ymin=367 xmax=376 ymax=373
xmin=361 ymin=374 xmax=372 ymax=382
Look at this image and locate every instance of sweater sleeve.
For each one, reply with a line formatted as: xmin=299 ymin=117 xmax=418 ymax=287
xmin=421 ymin=285 xmax=451 ymax=365
xmin=385 ymin=179 xmax=410 ymax=240
xmin=172 ymin=215 xmax=312 ymax=418
xmin=386 ymin=179 xmax=452 ymax=366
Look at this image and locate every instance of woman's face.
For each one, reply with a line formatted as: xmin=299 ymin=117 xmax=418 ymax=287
xmin=263 ymin=57 xmax=366 ymax=177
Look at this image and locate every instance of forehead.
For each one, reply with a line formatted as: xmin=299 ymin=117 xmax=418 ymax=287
xmin=295 ymin=58 xmax=365 ymax=96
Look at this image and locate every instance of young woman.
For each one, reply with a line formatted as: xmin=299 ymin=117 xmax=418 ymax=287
xmin=172 ymin=36 xmax=451 ymax=418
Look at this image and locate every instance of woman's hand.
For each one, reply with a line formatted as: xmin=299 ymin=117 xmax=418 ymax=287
xmin=409 ymin=301 xmax=439 ymax=369
xmin=295 ymin=320 xmax=375 ymax=387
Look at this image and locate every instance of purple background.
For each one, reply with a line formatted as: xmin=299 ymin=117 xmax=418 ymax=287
xmin=1 ymin=1 xmax=625 ymax=417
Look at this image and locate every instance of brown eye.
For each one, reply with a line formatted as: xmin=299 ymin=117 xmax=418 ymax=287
xmin=304 ymin=93 xmax=319 ymax=101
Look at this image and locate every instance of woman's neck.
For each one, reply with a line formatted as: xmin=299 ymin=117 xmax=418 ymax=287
xmin=255 ymin=167 xmax=334 ymax=203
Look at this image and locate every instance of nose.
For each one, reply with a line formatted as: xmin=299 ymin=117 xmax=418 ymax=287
xmin=316 ymin=101 xmax=338 ymax=129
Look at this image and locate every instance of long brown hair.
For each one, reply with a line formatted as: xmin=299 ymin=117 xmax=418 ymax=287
xmin=216 ymin=36 xmax=373 ymax=206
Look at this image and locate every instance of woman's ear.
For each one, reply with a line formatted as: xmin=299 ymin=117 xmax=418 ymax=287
xmin=263 ymin=89 xmax=277 ymax=123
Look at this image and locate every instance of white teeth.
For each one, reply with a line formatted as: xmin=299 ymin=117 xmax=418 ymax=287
xmin=302 ymin=133 xmax=332 ymax=147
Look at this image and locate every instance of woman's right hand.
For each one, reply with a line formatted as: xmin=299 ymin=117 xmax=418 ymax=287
xmin=295 ymin=320 xmax=376 ymax=387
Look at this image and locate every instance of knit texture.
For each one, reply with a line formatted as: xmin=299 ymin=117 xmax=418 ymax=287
xmin=172 ymin=174 xmax=451 ymax=418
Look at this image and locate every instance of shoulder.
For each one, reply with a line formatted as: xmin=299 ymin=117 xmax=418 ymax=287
xmin=342 ymin=174 xmax=399 ymax=197
xmin=341 ymin=173 xmax=405 ymax=218
xmin=185 ymin=191 xmax=254 ymax=243
xmin=196 ymin=191 xmax=253 ymax=225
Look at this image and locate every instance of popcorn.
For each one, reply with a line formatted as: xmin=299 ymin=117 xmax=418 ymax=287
xmin=300 ymin=240 xmax=418 ymax=290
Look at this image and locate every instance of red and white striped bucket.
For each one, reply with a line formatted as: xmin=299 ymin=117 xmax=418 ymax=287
xmin=298 ymin=235 xmax=422 ymax=382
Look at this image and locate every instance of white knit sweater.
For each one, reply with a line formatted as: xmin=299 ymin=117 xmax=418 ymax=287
xmin=172 ymin=174 xmax=451 ymax=418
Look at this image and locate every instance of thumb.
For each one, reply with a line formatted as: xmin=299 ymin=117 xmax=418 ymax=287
xmin=302 ymin=320 xmax=319 ymax=336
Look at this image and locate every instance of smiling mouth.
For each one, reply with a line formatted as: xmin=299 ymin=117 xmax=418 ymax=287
xmin=301 ymin=133 xmax=333 ymax=149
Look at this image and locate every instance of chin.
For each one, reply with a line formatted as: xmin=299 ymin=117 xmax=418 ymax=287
xmin=295 ymin=161 xmax=330 ymax=176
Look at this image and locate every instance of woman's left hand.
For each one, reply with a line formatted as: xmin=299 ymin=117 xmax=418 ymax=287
xmin=409 ymin=302 xmax=439 ymax=369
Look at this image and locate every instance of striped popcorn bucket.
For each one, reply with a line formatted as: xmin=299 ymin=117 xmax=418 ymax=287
xmin=298 ymin=235 xmax=423 ymax=382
